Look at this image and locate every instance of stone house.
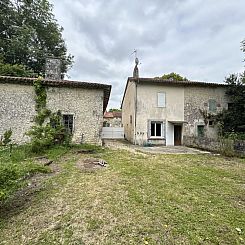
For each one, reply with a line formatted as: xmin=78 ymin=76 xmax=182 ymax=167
xmin=103 ymin=111 xmax=122 ymax=127
xmin=0 ymin=76 xmax=111 ymax=145
xmin=121 ymin=76 xmax=228 ymax=146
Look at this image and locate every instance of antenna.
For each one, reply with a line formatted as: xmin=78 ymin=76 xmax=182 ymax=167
xmin=131 ymin=49 xmax=137 ymax=58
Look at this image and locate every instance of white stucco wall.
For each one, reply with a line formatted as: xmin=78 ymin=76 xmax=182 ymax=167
xmin=122 ymin=80 xmax=136 ymax=143
xmin=135 ymin=83 xmax=184 ymax=145
xmin=166 ymin=122 xmax=174 ymax=146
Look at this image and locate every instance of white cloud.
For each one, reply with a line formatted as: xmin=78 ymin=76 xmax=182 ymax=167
xmin=50 ymin=0 xmax=245 ymax=108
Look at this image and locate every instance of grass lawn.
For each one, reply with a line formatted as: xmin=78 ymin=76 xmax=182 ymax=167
xmin=0 ymin=145 xmax=244 ymax=244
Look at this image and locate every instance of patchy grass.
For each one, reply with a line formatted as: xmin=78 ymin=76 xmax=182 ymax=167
xmin=0 ymin=146 xmax=244 ymax=244
xmin=0 ymin=145 xmax=50 ymax=200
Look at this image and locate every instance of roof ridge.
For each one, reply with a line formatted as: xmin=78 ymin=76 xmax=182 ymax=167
xmin=128 ymin=77 xmax=226 ymax=86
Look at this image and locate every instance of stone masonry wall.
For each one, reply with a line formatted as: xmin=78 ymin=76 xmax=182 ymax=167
xmin=0 ymin=83 xmax=104 ymax=145
xmin=184 ymin=136 xmax=245 ymax=155
xmin=0 ymin=83 xmax=36 ymax=144
xmin=184 ymin=86 xmax=228 ymax=140
xmin=46 ymin=86 xmax=104 ymax=145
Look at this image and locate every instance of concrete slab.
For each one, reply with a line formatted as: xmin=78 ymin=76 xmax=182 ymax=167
xmin=136 ymin=145 xmax=210 ymax=154
xmin=103 ymin=139 xmax=210 ymax=154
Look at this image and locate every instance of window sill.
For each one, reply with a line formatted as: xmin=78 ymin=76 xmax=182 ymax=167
xmin=149 ymin=137 xmax=165 ymax=140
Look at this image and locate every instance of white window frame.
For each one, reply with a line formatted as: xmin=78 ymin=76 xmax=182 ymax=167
xmin=149 ymin=121 xmax=165 ymax=139
xmin=157 ymin=92 xmax=166 ymax=108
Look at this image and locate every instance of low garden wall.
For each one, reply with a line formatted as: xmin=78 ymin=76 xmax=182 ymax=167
xmin=183 ymin=136 xmax=245 ymax=156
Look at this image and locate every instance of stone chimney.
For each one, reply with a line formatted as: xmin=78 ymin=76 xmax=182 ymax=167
xmin=45 ymin=58 xmax=61 ymax=80
xmin=133 ymin=57 xmax=139 ymax=78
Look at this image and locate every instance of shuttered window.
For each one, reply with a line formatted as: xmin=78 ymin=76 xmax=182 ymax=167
xmin=157 ymin=92 xmax=166 ymax=107
xmin=209 ymin=99 xmax=217 ymax=112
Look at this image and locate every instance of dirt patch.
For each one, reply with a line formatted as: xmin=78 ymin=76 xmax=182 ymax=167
xmin=34 ymin=156 xmax=61 ymax=174
xmin=76 ymin=158 xmax=108 ymax=172
xmin=0 ymin=174 xmax=49 ymax=219
xmin=0 ymin=161 xmax=61 ymax=219
xmin=75 ymin=149 xmax=96 ymax=154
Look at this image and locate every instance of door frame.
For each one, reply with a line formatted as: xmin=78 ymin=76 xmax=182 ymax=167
xmin=174 ymin=124 xmax=182 ymax=146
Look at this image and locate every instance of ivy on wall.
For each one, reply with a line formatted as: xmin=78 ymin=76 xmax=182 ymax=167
xmin=27 ymin=77 xmax=70 ymax=152
xmin=33 ymin=78 xmax=51 ymax=125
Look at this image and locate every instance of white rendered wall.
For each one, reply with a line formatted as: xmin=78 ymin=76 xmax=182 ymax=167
xmin=166 ymin=122 xmax=174 ymax=146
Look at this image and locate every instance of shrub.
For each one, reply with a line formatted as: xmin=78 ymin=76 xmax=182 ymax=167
xmin=2 ymin=129 xmax=12 ymax=146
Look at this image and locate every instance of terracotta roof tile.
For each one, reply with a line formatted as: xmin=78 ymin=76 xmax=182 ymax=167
xmin=128 ymin=77 xmax=227 ymax=86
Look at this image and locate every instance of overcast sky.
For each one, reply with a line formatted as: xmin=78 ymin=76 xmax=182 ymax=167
xmin=50 ymin=0 xmax=245 ymax=109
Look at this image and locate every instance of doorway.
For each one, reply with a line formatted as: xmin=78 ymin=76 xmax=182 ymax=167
xmin=174 ymin=125 xmax=182 ymax=146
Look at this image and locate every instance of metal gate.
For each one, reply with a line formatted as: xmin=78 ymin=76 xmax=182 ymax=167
xmin=101 ymin=127 xmax=124 ymax=139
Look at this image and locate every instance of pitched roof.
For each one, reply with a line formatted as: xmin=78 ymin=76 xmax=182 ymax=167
xmin=128 ymin=77 xmax=227 ymax=86
xmin=0 ymin=75 xmax=111 ymax=112
xmin=104 ymin=112 xmax=114 ymax=118
xmin=121 ymin=77 xmax=227 ymax=108
xmin=104 ymin=111 xmax=122 ymax=118
xmin=112 ymin=111 xmax=122 ymax=118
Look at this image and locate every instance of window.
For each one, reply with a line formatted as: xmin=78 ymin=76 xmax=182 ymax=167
xmin=63 ymin=114 xmax=74 ymax=134
xmin=197 ymin=125 xmax=204 ymax=138
xmin=130 ymin=115 xmax=132 ymax=124
xmin=209 ymin=120 xmax=214 ymax=127
xmin=150 ymin=121 xmax=165 ymax=138
xmin=208 ymin=99 xmax=217 ymax=112
xmin=157 ymin=92 xmax=166 ymax=107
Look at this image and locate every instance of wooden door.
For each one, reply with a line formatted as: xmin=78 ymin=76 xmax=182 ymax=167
xmin=174 ymin=125 xmax=182 ymax=146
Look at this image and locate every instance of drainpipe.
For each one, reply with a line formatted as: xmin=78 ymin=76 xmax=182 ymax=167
xmin=134 ymin=81 xmax=137 ymax=144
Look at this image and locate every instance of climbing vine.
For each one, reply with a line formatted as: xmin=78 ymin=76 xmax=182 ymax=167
xmin=27 ymin=77 xmax=70 ymax=152
xmin=33 ymin=78 xmax=51 ymax=125
xmin=199 ymin=109 xmax=215 ymax=126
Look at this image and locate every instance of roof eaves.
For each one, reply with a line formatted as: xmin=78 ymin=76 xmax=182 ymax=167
xmin=129 ymin=77 xmax=227 ymax=87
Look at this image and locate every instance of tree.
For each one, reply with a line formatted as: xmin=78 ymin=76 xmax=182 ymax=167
xmin=216 ymin=73 xmax=245 ymax=135
xmin=242 ymin=39 xmax=245 ymax=61
xmin=215 ymin=38 xmax=245 ymax=136
xmin=109 ymin=108 xmax=121 ymax=112
xmin=155 ymin=72 xmax=188 ymax=81
xmin=0 ymin=0 xmax=73 ymax=77
xmin=0 ymin=58 xmax=35 ymax=77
